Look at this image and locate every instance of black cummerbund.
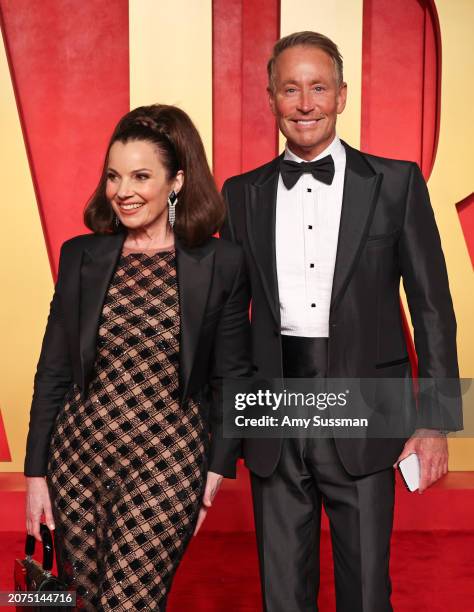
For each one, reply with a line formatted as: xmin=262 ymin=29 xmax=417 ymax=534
xmin=281 ymin=335 xmax=328 ymax=379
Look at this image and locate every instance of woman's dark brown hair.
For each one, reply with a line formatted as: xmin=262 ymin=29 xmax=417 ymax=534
xmin=84 ymin=104 xmax=225 ymax=247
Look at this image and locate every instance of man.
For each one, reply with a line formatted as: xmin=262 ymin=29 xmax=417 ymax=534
xmin=221 ymin=32 xmax=461 ymax=611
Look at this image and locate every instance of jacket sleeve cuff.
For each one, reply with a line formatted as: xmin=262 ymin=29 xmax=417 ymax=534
xmin=207 ymin=435 xmax=241 ymax=479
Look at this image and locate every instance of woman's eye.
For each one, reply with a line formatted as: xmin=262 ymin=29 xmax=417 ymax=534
xmin=135 ymin=174 xmax=149 ymax=180
xmin=106 ymin=173 xmax=117 ymax=181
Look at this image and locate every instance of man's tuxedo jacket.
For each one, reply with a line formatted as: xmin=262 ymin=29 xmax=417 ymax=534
xmin=24 ymin=232 xmax=251 ymax=479
xmin=221 ymin=141 xmax=461 ymax=478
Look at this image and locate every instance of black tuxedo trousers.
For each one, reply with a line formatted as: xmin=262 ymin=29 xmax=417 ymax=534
xmin=250 ymin=335 xmax=394 ymax=611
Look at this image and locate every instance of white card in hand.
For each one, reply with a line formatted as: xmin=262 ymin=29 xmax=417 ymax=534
xmin=398 ymin=453 xmax=420 ymax=492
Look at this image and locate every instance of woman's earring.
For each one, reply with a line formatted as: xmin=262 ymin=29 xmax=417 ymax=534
xmin=168 ymin=190 xmax=178 ymax=228
xmin=114 ymin=215 xmax=120 ymax=229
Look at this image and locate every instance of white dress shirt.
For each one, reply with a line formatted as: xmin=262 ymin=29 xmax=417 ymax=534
xmin=276 ymin=135 xmax=346 ymax=337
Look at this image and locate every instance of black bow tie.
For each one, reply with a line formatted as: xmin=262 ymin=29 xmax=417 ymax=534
xmin=280 ymin=155 xmax=335 ymax=189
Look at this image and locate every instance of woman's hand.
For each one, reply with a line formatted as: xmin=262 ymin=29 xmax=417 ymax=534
xmin=26 ymin=477 xmax=55 ymax=541
xmin=193 ymin=471 xmax=223 ymax=536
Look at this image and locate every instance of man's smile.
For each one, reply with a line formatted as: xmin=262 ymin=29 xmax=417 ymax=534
xmin=290 ymin=117 xmax=324 ymax=128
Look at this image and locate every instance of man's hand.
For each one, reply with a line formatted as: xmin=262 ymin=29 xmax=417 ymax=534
xmin=193 ymin=471 xmax=223 ymax=536
xmin=394 ymin=429 xmax=448 ymax=493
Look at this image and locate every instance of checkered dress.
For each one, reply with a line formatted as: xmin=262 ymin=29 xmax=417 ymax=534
xmin=47 ymin=248 xmax=208 ymax=611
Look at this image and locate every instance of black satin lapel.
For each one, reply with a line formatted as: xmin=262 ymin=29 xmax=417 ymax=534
xmin=246 ymin=176 xmax=280 ymax=326
xmin=177 ymin=245 xmax=215 ymax=404
xmin=79 ymin=233 xmax=125 ymax=391
xmin=330 ymin=165 xmax=383 ymax=311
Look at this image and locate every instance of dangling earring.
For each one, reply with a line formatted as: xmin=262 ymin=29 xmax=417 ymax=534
xmin=114 ymin=214 xmax=120 ymax=229
xmin=168 ymin=190 xmax=178 ymax=228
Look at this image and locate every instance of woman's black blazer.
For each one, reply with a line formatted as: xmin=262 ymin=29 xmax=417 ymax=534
xmin=24 ymin=232 xmax=251 ymax=478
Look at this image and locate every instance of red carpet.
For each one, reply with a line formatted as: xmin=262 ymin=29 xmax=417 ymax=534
xmin=2 ymin=530 xmax=474 ymax=611
xmin=2 ymin=471 xmax=474 ymax=609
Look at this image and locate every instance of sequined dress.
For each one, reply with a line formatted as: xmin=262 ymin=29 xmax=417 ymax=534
xmin=47 ymin=247 xmax=208 ymax=611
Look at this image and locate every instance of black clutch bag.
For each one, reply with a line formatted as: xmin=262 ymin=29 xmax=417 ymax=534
xmin=14 ymin=523 xmax=70 ymax=611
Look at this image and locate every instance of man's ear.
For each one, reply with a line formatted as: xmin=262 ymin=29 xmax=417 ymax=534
xmin=267 ymin=86 xmax=277 ymax=116
xmin=337 ymin=82 xmax=348 ymax=115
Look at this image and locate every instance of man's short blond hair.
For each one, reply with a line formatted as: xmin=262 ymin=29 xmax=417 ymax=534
xmin=267 ymin=31 xmax=344 ymax=91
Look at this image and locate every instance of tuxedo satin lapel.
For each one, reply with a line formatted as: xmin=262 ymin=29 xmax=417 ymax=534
xmin=176 ymin=242 xmax=215 ymax=404
xmin=79 ymin=233 xmax=125 ymax=391
xmin=331 ymin=145 xmax=383 ymax=311
xmin=247 ymin=161 xmax=281 ymax=326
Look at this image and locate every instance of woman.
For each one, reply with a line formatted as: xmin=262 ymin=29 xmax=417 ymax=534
xmin=24 ymin=104 xmax=250 ymax=610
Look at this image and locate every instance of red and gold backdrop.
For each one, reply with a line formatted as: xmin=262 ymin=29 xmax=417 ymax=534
xmin=0 ymin=0 xmax=472 ymax=472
